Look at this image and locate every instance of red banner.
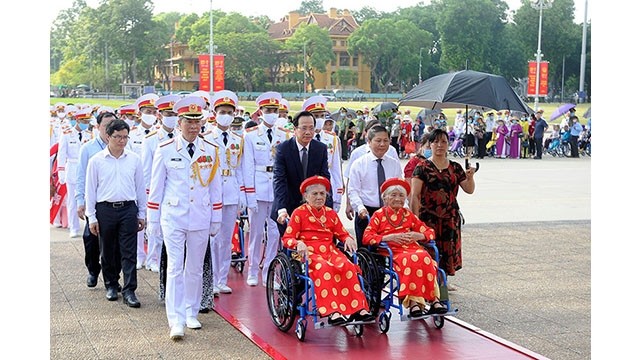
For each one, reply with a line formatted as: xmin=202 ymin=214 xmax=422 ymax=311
xmin=527 ymin=60 xmax=549 ymax=97
xmin=198 ymin=55 xmax=211 ymax=92
xmin=213 ymin=55 xmax=225 ymax=91
xmin=199 ymin=54 xmax=225 ymax=92
xmin=50 ymin=143 xmax=68 ymax=225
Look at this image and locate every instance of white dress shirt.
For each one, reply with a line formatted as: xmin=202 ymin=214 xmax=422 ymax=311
xmin=85 ymin=148 xmax=147 ymax=224
xmin=345 ymin=143 xmax=399 ymax=181
xmin=347 ymin=152 xmax=402 ymax=212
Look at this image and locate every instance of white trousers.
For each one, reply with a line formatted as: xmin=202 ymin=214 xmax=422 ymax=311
xmin=136 ymin=230 xmax=146 ymax=265
xmin=210 ymin=204 xmax=238 ymax=287
xmin=247 ymin=201 xmax=280 ymax=283
xmin=65 ymin=181 xmax=80 ymax=235
xmin=162 ymin=225 xmax=209 ymax=327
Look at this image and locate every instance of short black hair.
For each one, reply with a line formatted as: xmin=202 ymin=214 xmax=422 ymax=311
xmin=245 ymin=120 xmax=258 ymax=129
xmin=97 ymin=111 xmax=117 ymax=125
xmin=427 ymin=128 xmax=448 ymax=144
xmin=292 ymin=110 xmax=314 ymax=127
xmin=106 ymin=119 xmax=130 ymax=136
xmin=367 ymin=125 xmax=389 ymax=141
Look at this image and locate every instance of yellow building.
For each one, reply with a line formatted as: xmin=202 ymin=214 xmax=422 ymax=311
xmin=267 ymin=8 xmax=371 ymax=93
xmin=156 ymin=42 xmax=201 ymax=92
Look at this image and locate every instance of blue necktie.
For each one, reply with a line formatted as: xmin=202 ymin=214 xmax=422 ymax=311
xmin=188 ymin=143 xmax=194 ymax=158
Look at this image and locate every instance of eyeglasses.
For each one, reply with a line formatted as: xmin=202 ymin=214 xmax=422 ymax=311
xmin=296 ymin=126 xmax=315 ymax=133
xmin=110 ymin=135 xmax=130 ymax=141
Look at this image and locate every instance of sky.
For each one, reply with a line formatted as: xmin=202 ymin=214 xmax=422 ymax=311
xmin=48 ymin=0 xmax=591 ymax=25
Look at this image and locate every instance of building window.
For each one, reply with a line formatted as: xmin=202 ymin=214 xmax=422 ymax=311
xmin=339 ymin=52 xmax=350 ymax=67
xmin=331 ymin=54 xmax=337 ymax=66
xmin=352 ymin=56 xmax=358 ymax=67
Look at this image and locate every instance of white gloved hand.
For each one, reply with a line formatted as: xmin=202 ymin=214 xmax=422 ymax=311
xmin=210 ymin=222 xmax=221 ymax=235
xmin=148 ymin=221 xmax=161 ymax=237
xmin=58 ymin=170 xmax=66 ymax=185
xmin=246 ymin=193 xmax=258 ymax=212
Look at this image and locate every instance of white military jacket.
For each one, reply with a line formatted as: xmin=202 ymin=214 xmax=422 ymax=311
xmin=241 ymin=123 xmax=290 ymax=205
xmin=147 ymin=136 xmax=223 ymax=231
xmin=204 ymin=127 xmax=244 ymax=206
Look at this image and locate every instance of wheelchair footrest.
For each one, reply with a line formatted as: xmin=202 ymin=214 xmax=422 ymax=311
xmin=400 ymin=308 xmax=458 ymax=321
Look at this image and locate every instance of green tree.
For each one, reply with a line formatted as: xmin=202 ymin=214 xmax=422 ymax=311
xmin=285 ymin=24 xmax=333 ymax=90
xmin=348 ymin=18 xmax=432 ymax=92
xmin=297 ymin=0 xmax=324 ymax=15
xmin=433 ymin=0 xmax=509 ymax=73
xmin=349 ymin=6 xmax=384 ymax=24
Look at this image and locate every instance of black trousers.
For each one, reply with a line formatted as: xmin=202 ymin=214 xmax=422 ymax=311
xmin=83 ymin=220 xmax=102 ymax=278
xmin=96 ymin=201 xmax=138 ymax=295
xmin=570 ymin=135 xmax=580 ymax=157
xmin=354 ymin=205 xmax=380 ymax=248
xmin=534 ymin=137 xmax=544 ymax=158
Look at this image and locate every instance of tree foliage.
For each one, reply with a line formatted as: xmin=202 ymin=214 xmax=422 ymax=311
xmin=285 ymin=24 xmax=334 ymax=90
xmin=297 ymin=0 xmax=325 ymax=15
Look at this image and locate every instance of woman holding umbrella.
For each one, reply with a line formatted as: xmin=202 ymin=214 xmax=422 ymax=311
xmin=409 ymin=129 xmax=476 ymax=286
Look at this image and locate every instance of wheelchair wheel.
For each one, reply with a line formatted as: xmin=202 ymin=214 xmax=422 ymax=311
xmin=378 ymin=312 xmax=391 ymax=334
xmin=433 ymin=315 xmax=445 ymax=329
xmin=266 ymin=253 xmax=297 ymax=332
xmin=562 ymin=143 xmax=571 ymax=157
xmin=356 ymin=248 xmax=382 ymax=315
xmin=295 ymin=318 xmax=307 ymax=341
xmin=235 ymin=261 xmax=244 ymax=274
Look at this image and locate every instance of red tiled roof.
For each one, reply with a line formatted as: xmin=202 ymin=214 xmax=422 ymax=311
xmin=267 ymin=11 xmax=359 ymax=40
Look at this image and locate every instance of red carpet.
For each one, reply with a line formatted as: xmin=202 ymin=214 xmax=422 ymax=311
xmin=214 ymin=268 xmax=547 ymax=360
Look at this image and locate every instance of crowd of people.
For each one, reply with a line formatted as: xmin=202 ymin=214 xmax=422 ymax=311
xmin=49 ymin=90 xmax=481 ymax=341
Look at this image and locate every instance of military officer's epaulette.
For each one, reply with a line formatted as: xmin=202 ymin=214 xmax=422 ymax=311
xmin=245 ymin=126 xmax=258 ymax=132
xmin=159 ymin=138 xmax=174 ymax=147
xmin=63 ymin=129 xmax=72 ymax=135
xmin=145 ymin=130 xmax=158 ymax=138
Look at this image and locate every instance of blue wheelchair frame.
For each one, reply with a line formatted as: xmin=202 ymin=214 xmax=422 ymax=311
xmin=372 ymin=240 xmax=458 ymax=333
xmin=266 ymin=246 xmax=375 ymax=341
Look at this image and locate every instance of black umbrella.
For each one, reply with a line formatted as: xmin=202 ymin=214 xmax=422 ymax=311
xmin=371 ymin=102 xmax=398 ymax=115
xmin=329 ymin=108 xmax=357 ymax=121
xmin=399 ymin=70 xmax=534 ymax=115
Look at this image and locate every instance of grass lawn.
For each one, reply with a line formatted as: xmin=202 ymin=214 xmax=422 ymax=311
xmin=50 ymin=98 xmax=590 ymax=127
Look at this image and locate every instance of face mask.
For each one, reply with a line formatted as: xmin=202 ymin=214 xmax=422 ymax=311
xmin=78 ymin=122 xmax=89 ymax=131
xmin=474 ymin=114 xmax=479 ymax=120
xmin=124 ymin=119 xmax=135 ymax=128
xmin=232 ymin=129 xmax=243 ymax=137
xmin=90 ymin=117 xmax=98 ymax=126
xmin=489 ymin=116 xmax=494 ymax=120
xmin=162 ymin=115 xmax=178 ymax=129
xmin=315 ymin=118 xmax=324 ymax=130
xmin=141 ymin=114 xmax=156 ymax=126
xmin=395 ymin=120 xmax=400 ymax=124
xmin=57 ymin=112 xmax=65 ymax=119
xmin=262 ymin=113 xmax=278 ymax=126
xmin=423 ymin=149 xmax=432 ymax=158
xmin=69 ymin=120 xmax=77 ymax=128
xmin=340 ymin=112 xmax=346 ymax=118
xmin=243 ymin=115 xmax=250 ymax=121
xmin=216 ymin=114 xmax=233 ymax=127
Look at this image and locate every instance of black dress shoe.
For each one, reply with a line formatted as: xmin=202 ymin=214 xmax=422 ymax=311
xmin=106 ymin=287 xmax=118 ymax=301
xmin=87 ymin=274 xmax=98 ymax=288
xmin=349 ymin=311 xmax=375 ymax=322
xmin=123 ymin=292 xmax=141 ymax=308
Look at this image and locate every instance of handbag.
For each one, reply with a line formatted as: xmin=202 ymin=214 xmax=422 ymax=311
xmin=405 ymin=141 xmax=417 ymax=153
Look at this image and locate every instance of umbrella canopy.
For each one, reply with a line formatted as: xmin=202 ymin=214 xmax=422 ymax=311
xmin=549 ymin=103 xmax=576 ymax=121
xmin=329 ymin=108 xmax=357 ymax=121
xmin=583 ymin=107 xmax=591 ymax=119
xmin=398 ymin=70 xmax=534 ymax=115
xmin=371 ymin=102 xmax=398 ymax=115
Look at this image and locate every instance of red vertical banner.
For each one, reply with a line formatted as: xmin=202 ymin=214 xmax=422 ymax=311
xmin=213 ymin=55 xmax=225 ymax=91
xmin=527 ymin=60 xmax=549 ymax=97
xmin=199 ymin=54 xmax=211 ymax=92
xmin=539 ymin=61 xmax=549 ymax=96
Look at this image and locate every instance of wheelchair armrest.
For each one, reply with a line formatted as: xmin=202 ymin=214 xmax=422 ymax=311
xmin=420 ymin=240 xmax=440 ymax=263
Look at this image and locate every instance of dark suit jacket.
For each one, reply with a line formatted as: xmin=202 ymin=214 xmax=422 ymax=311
xmin=271 ymin=137 xmax=332 ymax=223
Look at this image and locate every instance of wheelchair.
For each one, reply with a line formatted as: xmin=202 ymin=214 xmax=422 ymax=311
xmin=265 ymin=245 xmax=380 ymax=342
xmin=357 ymin=240 xmax=458 ymax=333
xmin=230 ymin=213 xmax=248 ymax=274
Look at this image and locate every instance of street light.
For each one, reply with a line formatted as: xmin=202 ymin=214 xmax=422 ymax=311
xmin=530 ymin=0 xmax=553 ymax=111
xmin=419 ymin=47 xmax=425 ymax=83
xmin=209 ymin=0 xmax=213 ymax=95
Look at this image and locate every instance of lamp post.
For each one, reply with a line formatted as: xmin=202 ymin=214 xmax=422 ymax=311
xmin=209 ymin=0 xmax=213 ymax=95
xmin=530 ymin=0 xmax=553 ymax=111
xmin=303 ymin=42 xmax=307 ymax=94
xmin=419 ymin=47 xmax=424 ymax=83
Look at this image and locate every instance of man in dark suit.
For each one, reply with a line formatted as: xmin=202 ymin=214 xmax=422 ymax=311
xmin=272 ymin=110 xmax=332 ymax=235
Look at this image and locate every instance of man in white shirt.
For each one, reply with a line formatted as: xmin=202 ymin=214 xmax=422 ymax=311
xmin=347 ymin=125 xmax=402 ymax=246
xmin=85 ymin=119 xmax=147 ymax=307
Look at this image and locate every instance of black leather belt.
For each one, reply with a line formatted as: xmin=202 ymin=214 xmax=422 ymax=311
xmin=98 ymin=200 xmax=135 ymax=209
